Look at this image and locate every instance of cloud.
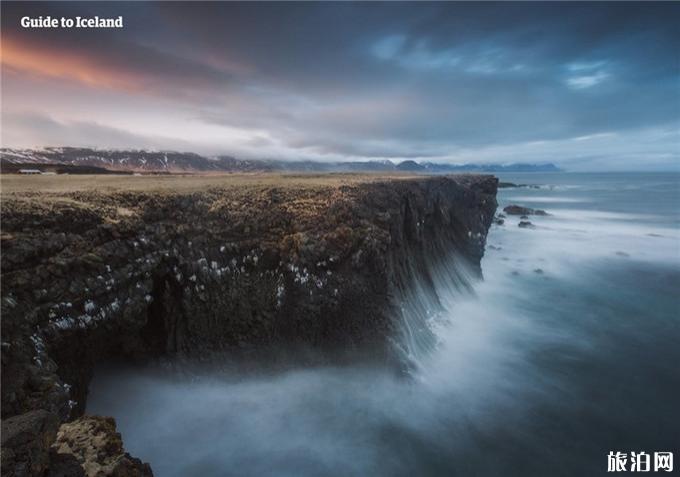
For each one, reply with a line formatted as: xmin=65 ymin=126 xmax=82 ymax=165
xmin=566 ymin=72 xmax=610 ymax=89
xmin=1 ymin=111 xmax=195 ymax=151
xmin=1 ymin=33 xmax=247 ymax=98
xmin=564 ymin=62 xmax=610 ymax=89
xmin=429 ymin=124 xmax=680 ymax=172
xmin=1 ymin=2 xmax=678 ymax=169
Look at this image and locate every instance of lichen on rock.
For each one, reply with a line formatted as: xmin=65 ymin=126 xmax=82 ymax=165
xmin=51 ymin=416 xmax=152 ymax=477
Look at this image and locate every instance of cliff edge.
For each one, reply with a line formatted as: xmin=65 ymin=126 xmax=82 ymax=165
xmin=1 ymin=173 xmax=497 ymax=475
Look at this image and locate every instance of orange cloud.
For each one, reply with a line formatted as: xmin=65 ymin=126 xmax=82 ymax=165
xmin=1 ymin=35 xmax=144 ymax=91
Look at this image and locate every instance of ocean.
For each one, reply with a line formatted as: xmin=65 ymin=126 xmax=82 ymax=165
xmin=88 ymin=172 xmax=680 ymax=476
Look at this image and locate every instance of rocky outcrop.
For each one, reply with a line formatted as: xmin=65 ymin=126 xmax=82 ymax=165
xmin=503 ymin=204 xmax=549 ymax=216
xmin=1 ymin=174 xmax=497 ymax=475
xmin=497 ymin=182 xmax=540 ymax=189
xmin=0 ymin=412 xmax=151 ymax=477
xmin=50 ymin=416 xmax=152 ymax=477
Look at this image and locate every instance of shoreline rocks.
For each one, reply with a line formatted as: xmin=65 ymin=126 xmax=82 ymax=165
xmin=497 ymin=182 xmax=541 ymax=189
xmin=503 ymin=204 xmax=549 ymax=216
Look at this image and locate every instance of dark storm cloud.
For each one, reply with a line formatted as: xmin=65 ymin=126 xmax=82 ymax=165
xmin=1 ymin=1 xmax=678 ymax=166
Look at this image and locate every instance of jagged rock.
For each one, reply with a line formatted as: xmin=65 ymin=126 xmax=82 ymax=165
xmin=51 ymin=416 xmax=152 ymax=477
xmin=1 ymin=410 xmax=60 ymax=477
xmin=503 ymin=205 xmax=549 ymax=216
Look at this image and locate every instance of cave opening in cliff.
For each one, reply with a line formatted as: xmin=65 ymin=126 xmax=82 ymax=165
xmin=140 ymin=274 xmax=171 ymax=356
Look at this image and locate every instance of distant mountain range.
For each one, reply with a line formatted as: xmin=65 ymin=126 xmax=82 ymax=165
xmin=0 ymin=147 xmax=562 ymax=174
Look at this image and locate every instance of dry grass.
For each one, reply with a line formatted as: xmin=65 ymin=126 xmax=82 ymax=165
xmin=0 ymin=173 xmax=421 ymax=196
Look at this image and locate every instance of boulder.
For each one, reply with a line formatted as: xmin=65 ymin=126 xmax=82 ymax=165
xmin=518 ymin=221 xmax=535 ymax=229
xmin=503 ymin=205 xmax=549 ymax=216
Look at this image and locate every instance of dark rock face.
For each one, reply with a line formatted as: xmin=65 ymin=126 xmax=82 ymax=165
xmin=1 ymin=175 xmax=497 ymax=475
xmin=1 ymin=410 xmax=60 ymax=477
xmin=45 ymin=452 xmax=85 ymax=477
xmin=503 ymin=204 xmax=549 ymax=216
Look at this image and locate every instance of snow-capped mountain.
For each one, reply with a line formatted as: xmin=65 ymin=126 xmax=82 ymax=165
xmin=0 ymin=147 xmax=244 ymax=173
xmin=0 ymin=147 xmax=562 ymax=174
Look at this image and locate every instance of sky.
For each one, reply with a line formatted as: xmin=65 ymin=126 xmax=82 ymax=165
xmin=1 ymin=2 xmax=678 ymax=170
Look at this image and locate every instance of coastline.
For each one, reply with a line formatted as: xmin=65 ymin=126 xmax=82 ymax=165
xmin=1 ymin=173 xmax=498 ymax=475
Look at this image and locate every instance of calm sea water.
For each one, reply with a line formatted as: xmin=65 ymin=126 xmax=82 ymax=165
xmin=89 ymin=172 xmax=680 ymax=477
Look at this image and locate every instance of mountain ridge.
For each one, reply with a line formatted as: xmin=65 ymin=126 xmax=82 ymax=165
xmin=0 ymin=147 xmax=562 ymax=173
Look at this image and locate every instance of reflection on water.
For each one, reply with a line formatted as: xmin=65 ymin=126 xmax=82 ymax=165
xmin=89 ymin=173 xmax=680 ymax=477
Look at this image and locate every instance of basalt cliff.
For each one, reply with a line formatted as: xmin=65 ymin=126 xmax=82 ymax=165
xmin=1 ymin=174 xmax=497 ymax=476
